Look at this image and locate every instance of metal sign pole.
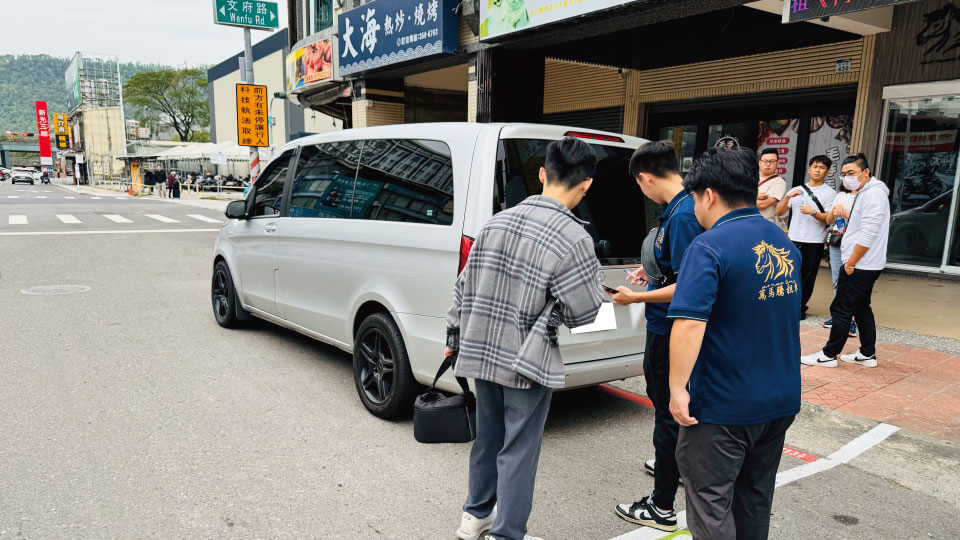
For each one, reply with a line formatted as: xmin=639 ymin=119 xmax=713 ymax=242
xmin=243 ymin=27 xmax=260 ymax=184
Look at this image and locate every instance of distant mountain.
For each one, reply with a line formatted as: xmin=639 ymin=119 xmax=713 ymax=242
xmin=0 ymin=54 xmax=192 ymax=133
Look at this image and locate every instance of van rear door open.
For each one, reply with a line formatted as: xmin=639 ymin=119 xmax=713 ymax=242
xmin=494 ymin=125 xmax=652 ymax=368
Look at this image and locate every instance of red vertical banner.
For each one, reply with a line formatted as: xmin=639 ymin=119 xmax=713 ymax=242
xmin=34 ymin=101 xmax=53 ymax=166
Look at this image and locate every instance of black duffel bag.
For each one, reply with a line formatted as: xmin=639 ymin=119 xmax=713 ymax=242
xmin=414 ymin=352 xmax=476 ymax=444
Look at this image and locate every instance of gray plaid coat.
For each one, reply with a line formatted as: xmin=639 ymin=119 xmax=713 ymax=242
xmin=446 ymin=196 xmax=606 ymax=389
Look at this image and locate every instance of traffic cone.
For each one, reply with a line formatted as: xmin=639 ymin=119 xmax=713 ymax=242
xmin=128 ymin=186 xmax=134 ymax=196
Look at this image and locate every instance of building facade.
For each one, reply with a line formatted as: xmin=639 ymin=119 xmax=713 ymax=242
xmin=207 ymin=28 xmax=341 ymax=148
xmin=286 ymin=0 xmax=960 ymax=275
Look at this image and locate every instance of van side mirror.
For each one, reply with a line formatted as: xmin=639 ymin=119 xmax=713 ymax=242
xmin=225 ymin=200 xmax=248 ymax=220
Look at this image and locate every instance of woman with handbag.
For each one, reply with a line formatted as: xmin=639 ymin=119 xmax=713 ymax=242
xmin=822 ymin=183 xmax=858 ymax=337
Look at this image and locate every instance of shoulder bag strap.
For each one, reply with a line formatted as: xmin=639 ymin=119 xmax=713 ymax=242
xmin=431 ymin=352 xmax=471 ymax=395
xmin=800 ymin=184 xmax=826 ymax=214
xmin=841 ymin=195 xmax=858 ymax=233
xmin=758 ymin=175 xmax=779 ymax=187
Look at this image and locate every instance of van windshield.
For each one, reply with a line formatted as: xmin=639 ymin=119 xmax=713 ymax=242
xmin=495 ymin=139 xmax=649 ymax=265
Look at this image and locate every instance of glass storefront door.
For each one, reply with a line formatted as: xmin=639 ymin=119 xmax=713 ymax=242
xmin=880 ymin=95 xmax=960 ymax=270
xmin=707 ymin=122 xmax=749 ymax=151
xmin=658 ymin=125 xmax=697 ymax=174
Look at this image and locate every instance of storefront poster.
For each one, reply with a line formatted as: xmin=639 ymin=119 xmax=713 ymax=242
xmin=287 ymin=38 xmax=334 ymax=93
xmin=480 ymin=0 xmax=634 ymax=40
xmin=807 ymin=115 xmax=853 ymax=190
xmin=757 ymin=119 xmax=799 ymax=185
xmin=338 ymin=0 xmax=457 ymax=76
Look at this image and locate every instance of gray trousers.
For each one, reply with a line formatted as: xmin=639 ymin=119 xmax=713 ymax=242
xmin=463 ymin=378 xmax=553 ymax=540
xmin=676 ymin=416 xmax=795 ymax=540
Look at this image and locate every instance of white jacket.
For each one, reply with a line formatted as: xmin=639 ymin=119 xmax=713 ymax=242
xmin=841 ymin=178 xmax=890 ymax=270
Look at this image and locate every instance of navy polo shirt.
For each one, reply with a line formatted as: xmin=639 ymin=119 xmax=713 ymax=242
xmin=645 ymin=191 xmax=704 ymax=335
xmin=668 ymin=207 xmax=801 ymax=425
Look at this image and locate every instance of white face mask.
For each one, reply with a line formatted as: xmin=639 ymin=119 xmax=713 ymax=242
xmin=842 ymin=175 xmax=862 ymax=191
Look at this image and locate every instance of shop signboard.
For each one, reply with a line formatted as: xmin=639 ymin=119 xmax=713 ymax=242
xmin=783 ymin=0 xmax=919 ymax=23
xmin=287 ymin=37 xmax=335 ymax=93
xmin=480 ymin=0 xmax=634 ymax=40
xmin=213 ymin=0 xmax=279 ymax=30
xmin=337 ymin=0 xmax=458 ymax=76
xmin=34 ymin=101 xmax=53 ymax=166
xmin=884 ymin=130 xmax=957 ymax=153
xmin=52 ymin=113 xmax=70 ymax=149
xmin=65 ymin=56 xmax=81 ymax=112
xmin=236 ymin=83 xmax=270 ymax=147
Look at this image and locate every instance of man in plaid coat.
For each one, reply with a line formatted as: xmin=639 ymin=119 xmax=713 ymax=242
xmin=446 ymin=137 xmax=608 ymax=540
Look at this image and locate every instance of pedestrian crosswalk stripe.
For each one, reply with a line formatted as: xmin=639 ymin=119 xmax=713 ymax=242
xmin=145 ymin=214 xmax=179 ymax=223
xmin=103 ymin=214 xmax=133 ymax=223
xmin=65 ymin=196 xmax=75 ymax=199
xmin=114 ymin=197 xmax=126 ymax=200
xmin=57 ymin=214 xmax=82 ymax=224
xmin=37 ymin=196 xmax=47 ymax=199
xmin=187 ymin=214 xmax=222 ymax=223
xmin=8 ymin=215 xmax=28 ymax=225
xmin=7 ymin=195 xmax=18 ymax=199
xmin=91 ymin=196 xmax=102 ymax=199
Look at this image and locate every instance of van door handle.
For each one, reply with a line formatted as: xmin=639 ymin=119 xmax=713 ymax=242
xmin=264 ymin=224 xmax=277 ymax=234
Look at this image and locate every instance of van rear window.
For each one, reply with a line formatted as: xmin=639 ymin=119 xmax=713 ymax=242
xmin=495 ymin=139 xmax=649 ymax=265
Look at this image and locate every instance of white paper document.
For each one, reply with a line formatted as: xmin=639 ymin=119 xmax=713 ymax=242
xmin=569 ymin=302 xmax=617 ymax=334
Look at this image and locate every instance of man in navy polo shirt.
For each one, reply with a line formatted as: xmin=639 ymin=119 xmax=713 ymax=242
xmin=610 ymin=141 xmax=703 ymax=533
xmin=668 ymin=147 xmax=801 ymax=539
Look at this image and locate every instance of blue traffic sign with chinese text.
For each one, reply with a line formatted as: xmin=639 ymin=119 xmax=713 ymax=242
xmin=337 ymin=0 xmax=457 ymax=76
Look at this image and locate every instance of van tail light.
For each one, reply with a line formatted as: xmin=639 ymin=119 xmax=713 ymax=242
xmin=564 ymin=131 xmax=624 ymax=143
xmin=458 ymin=235 xmax=475 ymax=275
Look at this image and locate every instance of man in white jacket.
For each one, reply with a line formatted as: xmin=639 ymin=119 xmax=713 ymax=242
xmin=801 ymin=154 xmax=890 ymax=368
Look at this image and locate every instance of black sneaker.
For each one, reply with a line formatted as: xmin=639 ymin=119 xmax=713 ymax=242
xmin=615 ymin=496 xmax=678 ymax=532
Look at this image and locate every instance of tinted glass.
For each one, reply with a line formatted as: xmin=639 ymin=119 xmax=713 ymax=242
xmin=289 ymin=141 xmax=363 ymax=218
xmin=353 ymin=139 xmax=454 ymax=225
xmin=495 ymin=139 xmax=645 ymax=264
xmin=250 ymin=151 xmax=292 ymax=217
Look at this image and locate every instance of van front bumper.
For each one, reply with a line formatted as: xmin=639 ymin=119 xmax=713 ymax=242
xmin=562 ymin=353 xmax=645 ymax=390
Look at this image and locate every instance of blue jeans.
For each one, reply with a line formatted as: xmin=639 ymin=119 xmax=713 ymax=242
xmin=829 ymin=245 xmax=842 ymax=294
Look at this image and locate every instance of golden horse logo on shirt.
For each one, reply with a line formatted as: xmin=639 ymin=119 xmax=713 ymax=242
xmin=753 ymin=241 xmax=794 ymax=282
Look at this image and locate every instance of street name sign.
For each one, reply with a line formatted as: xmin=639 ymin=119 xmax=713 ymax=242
xmin=214 ymin=0 xmax=279 ymax=30
xmin=236 ymin=84 xmax=270 ymax=147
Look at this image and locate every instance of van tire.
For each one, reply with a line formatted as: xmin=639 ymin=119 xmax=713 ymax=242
xmin=353 ymin=313 xmax=416 ymax=419
xmin=212 ymin=260 xmax=247 ymax=328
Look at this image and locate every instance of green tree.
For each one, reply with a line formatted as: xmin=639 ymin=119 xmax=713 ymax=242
xmin=123 ymin=69 xmax=209 ymax=142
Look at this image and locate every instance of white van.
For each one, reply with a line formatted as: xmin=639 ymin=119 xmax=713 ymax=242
xmin=212 ymin=123 xmax=650 ymax=418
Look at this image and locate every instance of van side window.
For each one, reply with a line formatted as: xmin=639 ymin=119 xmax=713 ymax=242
xmin=353 ymin=139 xmax=454 ymax=225
xmin=288 ymin=141 xmax=363 ymax=218
xmin=250 ymin=150 xmax=293 ymax=217
xmin=495 ymin=139 xmax=646 ymax=264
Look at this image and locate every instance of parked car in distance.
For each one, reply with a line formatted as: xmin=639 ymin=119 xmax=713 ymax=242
xmin=11 ymin=167 xmax=36 ymax=185
xmin=211 ymin=123 xmax=650 ymax=419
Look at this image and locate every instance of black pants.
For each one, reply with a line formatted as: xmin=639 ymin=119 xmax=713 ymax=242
xmin=794 ymin=241 xmax=824 ymax=314
xmin=643 ymin=331 xmax=681 ymax=510
xmin=824 ymin=268 xmax=881 ymax=357
xmin=676 ymin=416 xmax=795 ymax=540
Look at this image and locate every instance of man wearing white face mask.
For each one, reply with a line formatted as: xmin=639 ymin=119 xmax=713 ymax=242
xmin=801 ymin=153 xmax=890 ymax=368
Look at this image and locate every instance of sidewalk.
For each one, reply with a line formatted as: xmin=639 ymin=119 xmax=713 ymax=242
xmin=54 ymin=178 xmax=235 ymax=212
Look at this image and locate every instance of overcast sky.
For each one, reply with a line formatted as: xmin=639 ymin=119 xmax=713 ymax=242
xmin=3 ymin=0 xmax=289 ymax=66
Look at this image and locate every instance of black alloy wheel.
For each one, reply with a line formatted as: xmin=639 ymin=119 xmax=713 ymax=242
xmin=352 ymin=313 xmax=417 ymax=419
xmin=211 ymin=260 xmax=245 ymax=328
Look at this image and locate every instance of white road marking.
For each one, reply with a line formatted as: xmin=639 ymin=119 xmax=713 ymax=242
xmin=145 ymin=214 xmax=179 ymax=223
xmin=65 ymin=196 xmax=75 ymax=199
xmin=41 ymin=190 xmax=52 ymax=193
xmin=8 ymin=215 xmax=28 ymax=225
xmin=609 ymin=423 xmax=901 ymax=540
xmin=56 ymin=214 xmax=82 ymax=224
xmin=91 ymin=196 xmax=102 ymax=200
xmin=7 ymin=195 xmax=19 ymax=199
xmin=102 ymin=214 xmax=133 ymax=223
xmin=187 ymin=214 xmax=221 ymax=223
xmin=0 ymin=229 xmax=220 ymax=236
xmin=36 ymin=196 xmax=47 ymax=199
xmin=115 ymin=197 xmax=126 ymax=200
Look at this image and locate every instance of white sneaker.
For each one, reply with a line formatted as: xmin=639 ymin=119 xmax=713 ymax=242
xmin=458 ymin=510 xmax=496 ymax=540
xmin=800 ymin=350 xmax=837 ymax=368
xmin=840 ymin=349 xmax=878 ymax=368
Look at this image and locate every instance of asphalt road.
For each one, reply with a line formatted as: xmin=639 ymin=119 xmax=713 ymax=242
xmin=1 ymin=181 xmax=958 ymax=539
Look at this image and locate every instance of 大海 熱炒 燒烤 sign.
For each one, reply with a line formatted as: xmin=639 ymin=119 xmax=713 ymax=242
xmin=337 ymin=0 xmax=457 ymax=76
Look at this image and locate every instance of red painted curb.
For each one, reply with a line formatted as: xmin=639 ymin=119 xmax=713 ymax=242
xmin=598 ymin=384 xmax=820 ymax=462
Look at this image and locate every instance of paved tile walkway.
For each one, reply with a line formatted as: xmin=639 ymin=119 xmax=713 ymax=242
xmin=800 ymin=326 xmax=960 ymax=442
